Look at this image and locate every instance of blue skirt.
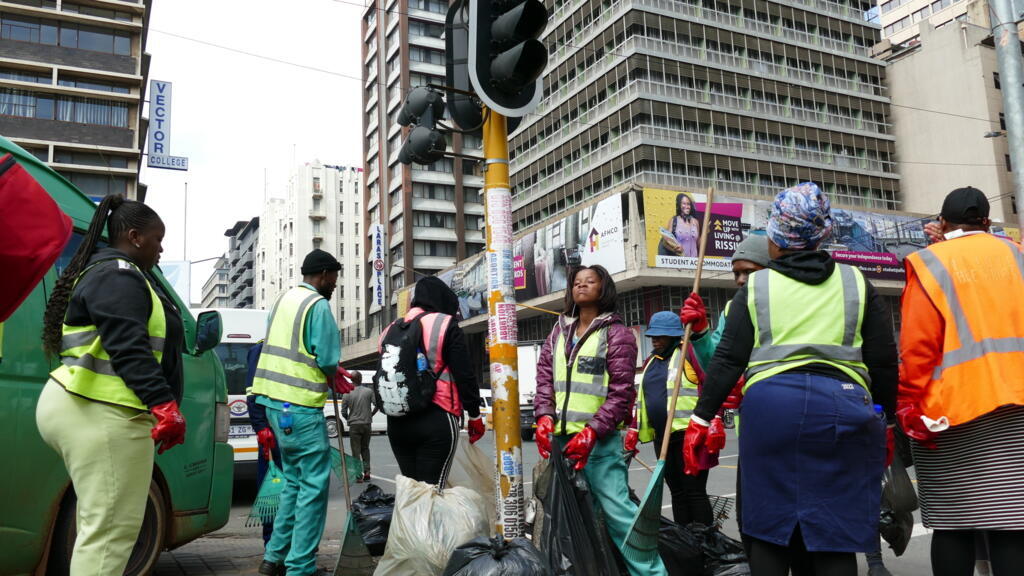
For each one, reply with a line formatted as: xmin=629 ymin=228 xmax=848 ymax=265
xmin=739 ymin=372 xmax=885 ymax=553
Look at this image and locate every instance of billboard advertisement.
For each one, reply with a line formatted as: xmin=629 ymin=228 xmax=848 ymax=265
xmin=643 ymin=188 xmax=744 ymax=272
xmin=513 ymin=194 xmax=626 ymax=301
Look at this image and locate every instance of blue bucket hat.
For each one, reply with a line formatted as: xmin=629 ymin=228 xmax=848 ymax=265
xmin=645 ymin=311 xmax=684 ymax=338
xmin=766 ymin=182 xmax=833 ymax=250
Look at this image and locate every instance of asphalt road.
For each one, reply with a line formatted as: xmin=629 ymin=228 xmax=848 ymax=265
xmin=162 ymin=429 xmax=953 ymax=575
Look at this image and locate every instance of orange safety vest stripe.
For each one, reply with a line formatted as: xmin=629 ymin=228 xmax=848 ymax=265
xmin=904 ymin=234 xmax=1024 ymax=426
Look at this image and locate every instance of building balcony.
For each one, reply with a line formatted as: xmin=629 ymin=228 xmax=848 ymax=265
xmin=309 ymin=209 xmax=327 ymax=220
xmin=312 ymin=230 xmax=325 ymax=242
xmin=513 ymin=75 xmax=890 ymax=170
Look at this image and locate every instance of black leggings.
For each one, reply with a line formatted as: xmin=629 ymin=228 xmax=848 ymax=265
xmin=749 ymin=525 xmax=856 ymax=576
xmin=387 ymin=404 xmax=460 ymax=487
xmin=658 ymin=432 xmax=714 ymax=526
xmin=931 ymin=530 xmax=1024 ymax=576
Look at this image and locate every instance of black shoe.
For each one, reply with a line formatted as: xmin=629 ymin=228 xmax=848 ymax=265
xmin=258 ymin=560 xmax=285 ymax=576
xmin=312 ymin=569 xmax=332 ymax=576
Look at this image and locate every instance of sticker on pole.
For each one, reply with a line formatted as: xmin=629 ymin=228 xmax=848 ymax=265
xmin=486 ymin=187 xmax=512 ymax=246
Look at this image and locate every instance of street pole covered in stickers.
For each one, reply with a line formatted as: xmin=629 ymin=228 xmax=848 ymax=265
xmin=469 ymin=0 xmax=549 ymax=538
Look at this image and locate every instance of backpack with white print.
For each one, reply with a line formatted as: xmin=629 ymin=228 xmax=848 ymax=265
xmin=373 ymin=312 xmax=438 ymax=417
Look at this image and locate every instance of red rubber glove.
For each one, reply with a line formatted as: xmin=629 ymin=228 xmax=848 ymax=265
xmin=624 ymin=428 xmax=640 ymax=458
xmin=680 ymin=293 xmax=709 ymax=333
xmin=721 ymin=380 xmax=744 ymax=410
xmin=467 ymin=416 xmax=485 ymax=444
xmin=536 ymin=415 xmax=554 ymax=459
xmin=151 ymin=400 xmax=186 ymax=455
xmin=896 ymin=402 xmax=938 ymax=449
xmin=256 ymin=427 xmax=276 ymax=462
xmin=683 ymin=417 xmax=710 ymax=476
xmin=563 ymin=426 xmax=597 ymax=471
xmin=333 ymin=364 xmax=355 ymax=394
xmin=706 ymin=416 xmax=726 ymax=453
xmin=885 ymin=425 xmax=895 ymax=468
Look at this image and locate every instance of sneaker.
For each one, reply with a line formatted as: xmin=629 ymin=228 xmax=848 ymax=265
xmin=867 ymin=564 xmax=893 ymax=576
xmin=363 ymin=473 xmax=372 ymax=482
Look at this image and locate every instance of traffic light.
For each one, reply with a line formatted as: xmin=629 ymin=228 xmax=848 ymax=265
xmin=396 ymin=86 xmax=447 ymax=165
xmin=468 ymin=0 xmax=549 ymax=117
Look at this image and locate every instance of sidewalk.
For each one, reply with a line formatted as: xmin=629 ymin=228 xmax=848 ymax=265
xmin=154 ymin=535 xmax=343 ymax=575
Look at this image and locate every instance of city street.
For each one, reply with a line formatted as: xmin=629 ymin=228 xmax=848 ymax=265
xmin=154 ymin=430 xmax=938 ymax=575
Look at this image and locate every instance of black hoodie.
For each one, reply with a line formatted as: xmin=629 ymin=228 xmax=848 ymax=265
xmin=409 ymin=277 xmax=481 ymax=418
xmin=693 ymin=251 xmax=897 ymax=421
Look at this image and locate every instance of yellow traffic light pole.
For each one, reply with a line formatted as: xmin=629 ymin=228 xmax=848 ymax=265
xmin=482 ymin=108 xmax=524 ymax=539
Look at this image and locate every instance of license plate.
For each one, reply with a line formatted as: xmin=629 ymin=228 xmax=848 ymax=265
xmin=229 ymin=424 xmax=254 ymax=438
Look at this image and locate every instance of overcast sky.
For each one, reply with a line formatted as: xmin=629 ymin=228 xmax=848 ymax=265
xmin=141 ymin=0 xmax=366 ymax=302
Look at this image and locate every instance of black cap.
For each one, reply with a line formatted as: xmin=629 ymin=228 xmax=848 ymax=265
xmin=941 ymin=187 xmax=989 ymax=225
xmin=300 ymin=249 xmax=341 ymax=275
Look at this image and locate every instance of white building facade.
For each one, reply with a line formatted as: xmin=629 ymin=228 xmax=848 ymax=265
xmin=257 ymin=161 xmax=365 ymax=334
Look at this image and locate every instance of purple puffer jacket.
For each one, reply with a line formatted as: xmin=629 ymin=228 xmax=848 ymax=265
xmin=534 ymin=312 xmax=638 ymax=439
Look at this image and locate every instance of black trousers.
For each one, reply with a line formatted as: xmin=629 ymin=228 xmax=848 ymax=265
xmin=749 ymin=525 xmax=856 ymax=576
xmin=387 ymin=404 xmax=460 ymax=487
xmin=931 ymin=530 xmax=1024 ymax=576
xmin=656 ymin=431 xmax=713 ymax=526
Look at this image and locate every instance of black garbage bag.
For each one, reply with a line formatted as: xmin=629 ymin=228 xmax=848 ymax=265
xmin=657 ymin=518 xmax=703 ymax=576
xmin=443 ymin=536 xmax=553 ymax=576
xmin=351 ymin=483 xmax=394 ymax=556
xmin=879 ymin=505 xmax=913 ymax=556
xmin=712 ymin=563 xmax=751 ymax=576
xmin=691 ymin=524 xmax=747 ymax=575
xmin=882 ymin=452 xmax=918 ymax=514
xmin=536 ymin=448 xmax=619 ymax=575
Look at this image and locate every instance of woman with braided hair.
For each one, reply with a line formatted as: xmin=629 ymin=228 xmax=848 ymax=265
xmin=36 ymin=194 xmax=186 ymax=576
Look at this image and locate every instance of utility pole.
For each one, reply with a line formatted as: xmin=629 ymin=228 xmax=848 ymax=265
xmin=990 ymin=0 xmax=1024 ymax=228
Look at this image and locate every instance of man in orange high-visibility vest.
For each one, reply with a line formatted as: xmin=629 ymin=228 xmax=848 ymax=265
xmin=899 ymin=186 xmax=1024 ymax=574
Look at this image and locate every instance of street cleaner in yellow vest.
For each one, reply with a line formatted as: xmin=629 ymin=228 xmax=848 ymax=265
xmin=624 ymin=310 xmax=721 ymax=526
xmin=534 ymin=265 xmax=668 ymax=576
xmin=682 ymin=183 xmax=898 ymax=576
xmin=253 ymin=249 xmax=342 ymax=576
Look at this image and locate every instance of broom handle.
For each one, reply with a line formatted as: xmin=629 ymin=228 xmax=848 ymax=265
xmin=658 ymin=187 xmax=716 ymax=462
xmin=331 ymin=387 xmax=354 ymax=510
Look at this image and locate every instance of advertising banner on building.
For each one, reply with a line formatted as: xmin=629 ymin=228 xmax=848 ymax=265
xmin=368 ymin=224 xmax=386 ymax=313
xmin=436 ymin=252 xmax=488 ymax=321
xmin=513 ymin=194 xmax=626 ymax=301
xmin=146 ymin=80 xmax=189 ymax=171
xmin=643 ymin=188 xmax=744 ymax=272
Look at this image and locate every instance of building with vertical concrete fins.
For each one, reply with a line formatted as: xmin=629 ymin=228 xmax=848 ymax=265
xmin=360 ymin=0 xmax=487 ymax=336
xmin=0 ymin=0 xmax=151 ymax=201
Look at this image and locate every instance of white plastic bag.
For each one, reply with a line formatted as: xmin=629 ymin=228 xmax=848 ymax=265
xmin=374 ymin=475 xmax=490 ymax=575
xmin=447 ymin=435 xmax=497 ymax=527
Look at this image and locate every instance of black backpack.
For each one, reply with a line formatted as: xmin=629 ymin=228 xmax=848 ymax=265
xmin=373 ymin=312 xmax=439 ymax=417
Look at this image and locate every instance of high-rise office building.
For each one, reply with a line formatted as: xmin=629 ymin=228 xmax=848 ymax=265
xmin=0 ymin=0 xmax=151 ymax=200
xmin=878 ymin=0 xmax=972 ymax=44
xmin=200 ymin=256 xmax=230 ymax=309
xmin=257 ymin=162 xmax=365 ymax=332
xmin=360 ymin=0 xmax=487 ymax=335
xmin=224 ymin=217 xmax=259 ymax=309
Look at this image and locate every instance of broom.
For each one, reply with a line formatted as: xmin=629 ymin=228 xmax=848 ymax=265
xmin=623 ymin=187 xmax=716 ymax=564
xmin=331 ymin=445 xmax=365 ymax=484
xmin=329 ymin=389 xmax=376 ymax=575
xmin=245 ymin=459 xmax=286 ymax=527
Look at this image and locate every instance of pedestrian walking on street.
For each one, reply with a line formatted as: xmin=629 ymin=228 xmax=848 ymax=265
xmin=379 ymin=276 xmax=485 ymax=487
xmin=342 ymin=370 xmax=376 ymax=482
xmin=683 ymin=183 xmax=898 ymax=576
xmin=252 ymin=249 xmax=346 ymax=576
xmin=534 ymin=265 xmax=668 ymax=576
xmin=898 ymin=187 xmax=1024 ymax=576
xmin=37 ymin=195 xmax=186 ymax=576
xmin=625 ymin=310 xmax=718 ymax=526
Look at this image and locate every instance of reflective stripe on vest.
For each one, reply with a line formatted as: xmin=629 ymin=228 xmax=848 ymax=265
xmin=905 ymin=235 xmax=1024 ymax=425
xmin=553 ymin=325 xmax=610 ymax=435
xmin=252 ymin=287 xmax=327 ymax=408
xmin=50 ymin=259 xmax=166 ymax=411
xmin=744 ymin=264 xmax=870 ymax=390
xmin=415 ymin=308 xmax=462 ymax=416
xmin=637 ymin=346 xmax=699 ymax=443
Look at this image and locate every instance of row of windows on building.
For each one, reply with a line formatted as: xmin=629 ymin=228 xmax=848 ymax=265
xmin=0 ymin=67 xmax=132 ymax=93
xmin=0 ymin=12 xmax=133 ymax=56
xmin=6 ymin=0 xmax=135 ymax=21
xmin=0 ymin=87 xmax=129 ymax=126
xmin=882 ymin=0 xmax=965 ymax=35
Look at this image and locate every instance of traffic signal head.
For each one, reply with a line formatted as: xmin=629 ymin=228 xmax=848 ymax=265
xmin=396 ymin=86 xmax=448 ymax=166
xmin=397 ymin=86 xmax=445 ymax=127
xmin=398 ymin=125 xmax=447 ymax=165
xmin=469 ymin=0 xmax=549 ymax=117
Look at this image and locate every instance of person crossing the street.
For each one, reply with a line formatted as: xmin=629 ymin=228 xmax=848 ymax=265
xmin=534 ymin=264 xmax=668 ymax=576
xmin=683 ymin=183 xmax=898 ymax=576
xmin=899 ymin=187 xmax=1024 ymax=576
xmin=253 ymin=249 xmax=345 ymax=576
xmin=341 ymin=370 xmax=376 ymax=483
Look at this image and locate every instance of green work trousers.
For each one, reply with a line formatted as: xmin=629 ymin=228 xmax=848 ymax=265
xmin=36 ymin=379 xmax=155 ymax=576
xmin=264 ymin=405 xmax=331 ymax=576
xmin=555 ymin=430 xmax=668 ymax=576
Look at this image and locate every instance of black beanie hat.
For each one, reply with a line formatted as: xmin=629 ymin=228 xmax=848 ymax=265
xmin=300 ymin=249 xmax=341 ymax=275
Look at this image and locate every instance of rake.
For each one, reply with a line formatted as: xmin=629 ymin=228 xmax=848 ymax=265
xmin=329 ymin=389 xmax=376 ymax=575
xmin=623 ymin=186 xmax=716 ymax=565
xmin=245 ymin=460 xmax=285 ymax=528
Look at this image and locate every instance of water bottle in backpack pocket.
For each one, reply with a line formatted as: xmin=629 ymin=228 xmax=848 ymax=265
xmin=374 ymin=312 xmax=439 ymax=417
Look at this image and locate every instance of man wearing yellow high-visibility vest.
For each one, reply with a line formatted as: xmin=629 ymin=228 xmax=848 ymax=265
xmin=684 ymin=183 xmax=898 ymax=576
xmin=253 ymin=249 xmax=342 ymax=576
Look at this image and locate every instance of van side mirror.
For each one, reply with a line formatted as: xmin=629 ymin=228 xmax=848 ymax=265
xmin=195 ymin=311 xmax=222 ymax=354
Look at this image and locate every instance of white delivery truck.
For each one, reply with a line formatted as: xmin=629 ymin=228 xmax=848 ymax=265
xmin=190 ymin=308 xmax=267 ymax=481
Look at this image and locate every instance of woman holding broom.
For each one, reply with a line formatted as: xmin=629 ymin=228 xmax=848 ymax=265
xmin=682 ymin=183 xmax=898 ymax=576
xmin=533 ymin=264 xmax=667 ymax=576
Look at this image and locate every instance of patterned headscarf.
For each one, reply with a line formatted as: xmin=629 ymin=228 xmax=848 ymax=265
xmin=766 ymin=182 xmax=833 ymax=250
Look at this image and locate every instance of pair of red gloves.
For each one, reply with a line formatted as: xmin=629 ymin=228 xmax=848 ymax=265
xmin=535 ymin=416 xmax=596 ymax=470
xmin=151 ymin=401 xmax=186 ymax=455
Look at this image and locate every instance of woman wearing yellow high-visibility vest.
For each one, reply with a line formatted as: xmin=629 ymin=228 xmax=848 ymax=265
xmin=534 ymin=265 xmax=667 ymax=576
xmin=37 ymin=194 xmax=186 ymax=576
